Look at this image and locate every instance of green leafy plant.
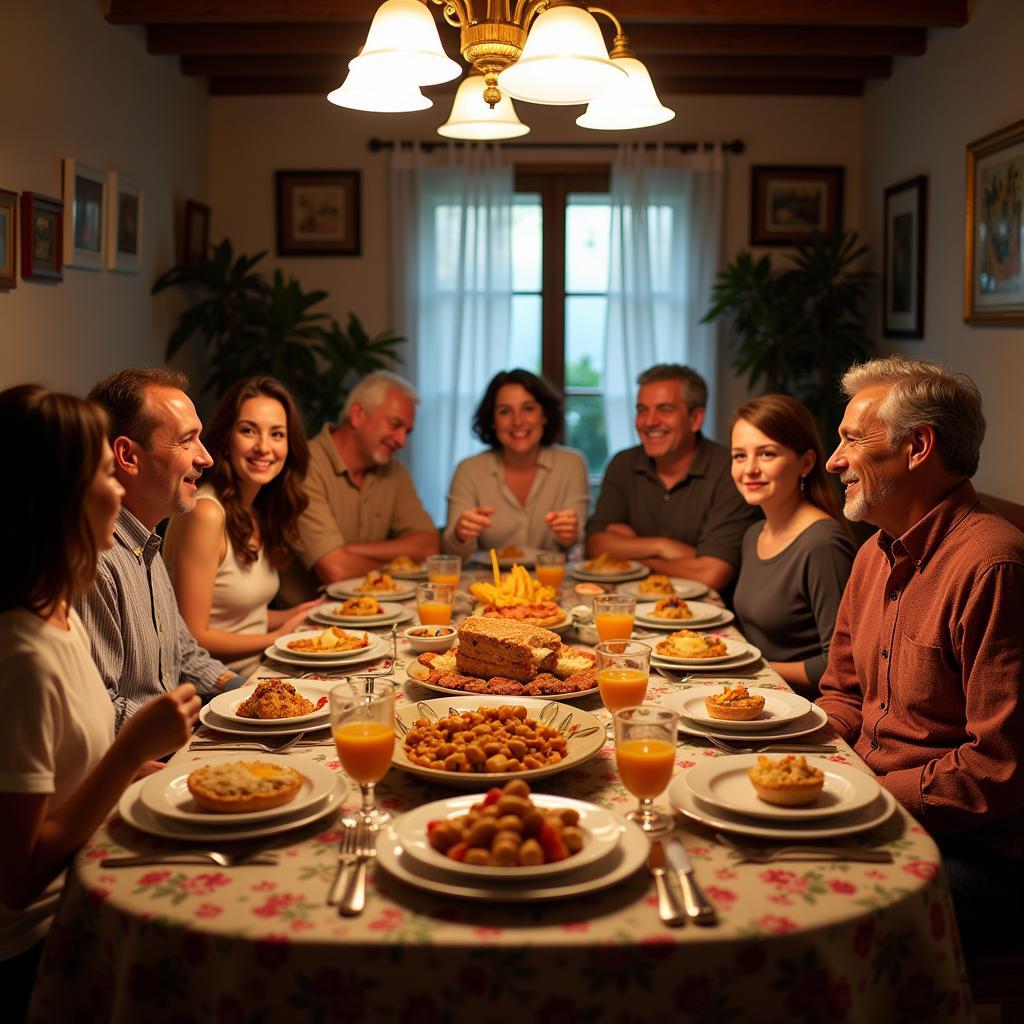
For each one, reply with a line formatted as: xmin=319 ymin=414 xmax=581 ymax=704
xmin=702 ymin=231 xmax=875 ymax=437
xmin=153 ymin=239 xmax=403 ymax=433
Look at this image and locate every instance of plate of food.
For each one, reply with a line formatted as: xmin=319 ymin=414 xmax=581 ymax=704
xmin=385 ymin=556 xmax=427 ymax=579
xmin=635 ymin=599 xmax=730 ymax=628
xmin=652 ymin=643 xmax=761 ymax=673
xmin=325 ymin=572 xmax=418 ymax=601
xmin=568 ymin=556 xmax=649 ymax=583
xmin=394 ymin=696 xmax=604 ymax=788
xmin=207 ymin=679 xmax=329 ymax=727
xmin=664 ymin=699 xmax=829 ymax=743
xmin=262 ymin=638 xmax=393 ymax=670
xmin=310 ymin=599 xmax=414 ymax=628
xmin=684 ymin=754 xmax=882 ymax=822
xmin=651 ymin=631 xmax=750 ymax=665
xmin=669 ymin=683 xmax=811 ymax=731
xmin=471 ymin=546 xmax=540 ymax=569
xmin=471 ymin=603 xmax=571 ymax=631
xmin=273 ymin=627 xmax=382 ymax=660
xmin=619 ymin=575 xmax=709 ymax=600
xmin=138 ymin=755 xmax=339 ymax=825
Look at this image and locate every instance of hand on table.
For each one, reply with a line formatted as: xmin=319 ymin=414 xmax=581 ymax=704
xmin=544 ymin=508 xmax=579 ymax=547
xmin=454 ymin=506 xmax=495 ymax=543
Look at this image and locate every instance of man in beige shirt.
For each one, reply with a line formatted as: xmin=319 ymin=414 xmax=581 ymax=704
xmin=279 ymin=372 xmax=439 ymax=603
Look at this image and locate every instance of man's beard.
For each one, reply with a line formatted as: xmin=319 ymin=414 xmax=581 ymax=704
xmin=842 ymin=476 xmax=894 ymax=524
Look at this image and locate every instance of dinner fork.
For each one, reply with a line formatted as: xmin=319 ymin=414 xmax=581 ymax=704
xmin=188 ymin=731 xmax=314 ymax=754
xmin=327 ymin=821 xmax=363 ymax=905
xmin=700 ymin=734 xmax=838 ymax=755
xmin=714 ymin=832 xmax=893 ymax=864
xmin=101 ymin=849 xmax=280 ymax=868
xmin=338 ymin=822 xmax=376 ymax=917
xmin=652 ymin=666 xmax=693 ymax=683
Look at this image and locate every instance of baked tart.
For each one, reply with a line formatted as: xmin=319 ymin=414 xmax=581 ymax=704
xmin=748 ymin=755 xmax=824 ymax=807
xmin=704 ymin=684 xmax=765 ymax=721
xmin=187 ymin=760 xmax=304 ymax=814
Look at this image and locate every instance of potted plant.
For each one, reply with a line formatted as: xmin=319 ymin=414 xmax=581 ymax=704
xmin=152 ymin=239 xmax=403 ymax=433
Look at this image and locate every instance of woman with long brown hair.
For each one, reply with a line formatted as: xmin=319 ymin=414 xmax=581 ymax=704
xmin=730 ymin=394 xmax=855 ymax=694
xmin=0 ymin=386 xmax=199 ymax=1018
xmin=165 ymin=376 xmax=319 ymax=676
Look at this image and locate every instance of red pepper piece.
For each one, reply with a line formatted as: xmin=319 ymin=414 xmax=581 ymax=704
xmin=482 ymin=788 xmax=503 ymax=807
xmin=446 ymin=842 xmax=468 ymax=862
xmin=537 ymin=824 xmax=568 ymax=862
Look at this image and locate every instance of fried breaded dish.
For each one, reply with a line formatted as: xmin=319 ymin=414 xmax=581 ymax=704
xmin=236 ymin=679 xmax=316 ymax=720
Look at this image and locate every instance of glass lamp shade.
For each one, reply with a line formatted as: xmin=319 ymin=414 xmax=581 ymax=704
xmin=498 ymin=5 xmax=625 ymax=105
xmin=437 ymin=76 xmax=530 ymax=140
xmin=349 ymin=0 xmax=461 ymax=87
xmin=577 ymin=56 xmax=675 ymax=130
xmin=327 ymin=65 xmax=433 ymax=112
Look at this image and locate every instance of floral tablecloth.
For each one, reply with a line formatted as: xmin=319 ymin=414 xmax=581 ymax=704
xmin=29 ymin=596 xmax=974 ymax=1024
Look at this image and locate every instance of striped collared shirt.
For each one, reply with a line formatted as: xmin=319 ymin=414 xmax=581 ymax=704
xmin=74 ymin=507 xmax=229 ymax=729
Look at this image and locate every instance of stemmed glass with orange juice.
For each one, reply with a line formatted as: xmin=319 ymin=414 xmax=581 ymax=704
xmin=592 ymin=593 xmax=636 ymax=642
xmin=534 ymin=550 xmax=566 ymax=592
xmin=613 ymin=705 xmax=678 ymax=833
xmin=425 ymin=554 xmax=461 ymax=589
xmin=595 ymin=639 xmax=652 ymax=738
xmin=329 ymin=679 xmax=397 ymax=831
xmin=416 ymin=582 xmax=454 ymax=626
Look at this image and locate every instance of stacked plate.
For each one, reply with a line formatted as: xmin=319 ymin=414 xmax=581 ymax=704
xmin=635 ymin=600 xmax=735 ymax=631
xmin=469 ymin=547 xmax=540 ymax=569
xmin=650 ymin=635 xmax=762 ymax=673
xmin=568 ymin=560 xmax=649 ymax=583
xmin=377 ymin=793 xmax=649 ymax=901
xmin=264 ymin=629 xmax=392 ymax=669
xmin=118 ymin=752 xmax=346 ymax=842
xmin=309 ymin=601 xmax=414 ymax=629
xmin=198 ymin=680 xmax=334 ymax=739
xmin=386 ymin=562 xmax=428 ymax=580
xmin=325 ymin=577 xmax=419 ymax=601
xmin=618 ymin=577 xmax=709 ymax=600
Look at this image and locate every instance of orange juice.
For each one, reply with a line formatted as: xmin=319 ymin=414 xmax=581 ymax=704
xmin=428 ymin=573 xmax=460 ymax=588
xmin=333 ymin=721 xmax=395 ymax=784
xmin=598 ymin=667 xmax=648 ymax=712
xmin=616 ymin=738 xmax=675 ymax=798
xmin=595 ymin=612 xmax=634 ymax=641
xmin=535 ymin=564 xmax=565 ymax=589
xmin=418 ymin=601 xmax=453 ymax=626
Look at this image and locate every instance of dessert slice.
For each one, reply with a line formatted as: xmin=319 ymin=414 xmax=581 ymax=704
xmin=704 ymin=684 xmax=765 ymax=721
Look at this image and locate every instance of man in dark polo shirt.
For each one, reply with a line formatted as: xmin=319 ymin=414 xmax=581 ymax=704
xmin=585 ymin=364 xmax=757 ymax=593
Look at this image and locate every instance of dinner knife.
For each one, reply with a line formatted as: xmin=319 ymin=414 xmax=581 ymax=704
xmin=647 ymin=841 xmax=686 ymax=927
xmin=665 ymin=837 xmax=718 ymax=926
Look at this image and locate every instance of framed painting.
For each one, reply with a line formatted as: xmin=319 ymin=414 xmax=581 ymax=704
xmin=20 ymin=192 xmax=63 ymax=282
xmin=883 ymin=175 xmax=927 ymax=338
xmin=182 ymin=198 xmax=210 ymax=265
xmin=750 ymin=165 xmax=844 ymax=247
xmin=62 ymin=158 xmax=105 ymax=270
xmin=0 ymin=189 xmax=16 ymax=289
xmin=964 ymin=117 xmax=1024 ymax=324
xmin=106 ymin=172 xmax=143 ymax=273
xmin=276 ymin=170 xmax=361 ymax=256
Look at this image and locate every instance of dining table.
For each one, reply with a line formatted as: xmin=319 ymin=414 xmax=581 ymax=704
xmin=27 ymin=569 xmax=975 ymax=1023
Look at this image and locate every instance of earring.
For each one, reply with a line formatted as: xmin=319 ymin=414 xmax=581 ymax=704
xmin=799 ymin=475 xmax=807 ymax=495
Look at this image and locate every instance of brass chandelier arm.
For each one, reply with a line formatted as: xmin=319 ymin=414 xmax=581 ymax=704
xmin=587 ymin=6 xmax=633 ymax=60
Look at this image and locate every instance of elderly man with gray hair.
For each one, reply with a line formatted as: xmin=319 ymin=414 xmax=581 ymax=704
xmin=279 ymin=371 xmax=439 ymax=603
xmin=816 ymin=355 xmax=1024 ymax=951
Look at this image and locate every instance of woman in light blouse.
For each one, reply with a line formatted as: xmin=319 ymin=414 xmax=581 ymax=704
xmin=442 ymin=370 xmax=589 ymax=560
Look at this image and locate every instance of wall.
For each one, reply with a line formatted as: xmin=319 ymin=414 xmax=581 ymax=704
xmin=0 ymin=1 xmax=208 ymax=394
xmin=861 ymin=0 xmax=1024 ymax=501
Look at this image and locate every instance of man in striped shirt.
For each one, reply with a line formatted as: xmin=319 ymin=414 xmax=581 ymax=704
xmin=75 ymin=368 xmax=244 ymax=729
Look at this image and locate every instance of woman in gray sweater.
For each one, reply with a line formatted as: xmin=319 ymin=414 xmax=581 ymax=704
xmin=730 ymin=395 xmax=854 ymax=695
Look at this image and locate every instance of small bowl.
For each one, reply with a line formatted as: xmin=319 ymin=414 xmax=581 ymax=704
xmin=402 ymin=625 xmax=457 ymax=653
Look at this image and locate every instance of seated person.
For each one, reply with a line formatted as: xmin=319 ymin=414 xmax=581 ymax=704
xmin=164 ymin=377 xmax=320 ymax=678
xmin=586 ymin=364 xmax=757 ymax=593
xmin=74 ymin=369 xmax=243 ymax=727
xmin=279 ymin=371 xmax=439 ymax=604
xmin=442 ymin=369 xmax=589 ymax=560
xmin=816 ymin=356 xmax=1024 ymax=952
xmin=0 ymin=386 xmax=199 ymax=1017
xmin=730 ymin=395 xmax=854 ymax=695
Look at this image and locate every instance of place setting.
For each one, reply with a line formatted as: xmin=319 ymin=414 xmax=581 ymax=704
xmin=617 ymin=576 xmax=709 ymax=601
xmin=650 ymin=635 xmax=762 ymax=673
xmin=262 ymin=628 xmax=394 ymax=670
xmin=568 ymin=558 xmax=650 ymax=583
xmin=309 ymin=600 xmax=415 ymax=629
xmin=195 ymin=678 xmax=335 ymax=742
xmin=325 ymin=575 xmax=420 ymax=602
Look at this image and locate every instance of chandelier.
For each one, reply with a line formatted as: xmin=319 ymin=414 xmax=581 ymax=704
xmin=327 ymin=0 xmax=674 ymax=139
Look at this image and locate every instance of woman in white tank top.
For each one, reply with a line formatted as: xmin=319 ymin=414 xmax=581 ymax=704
xmin=165 ymin=377 xmax=318 ymax=677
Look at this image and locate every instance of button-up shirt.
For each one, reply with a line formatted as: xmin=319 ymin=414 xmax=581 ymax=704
xmin=817 ymin=481 xmax=1024 ymax=857
xmin=75 ymin=507 xmax=230 ymax=729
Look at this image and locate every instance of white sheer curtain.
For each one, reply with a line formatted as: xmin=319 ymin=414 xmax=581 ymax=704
xmin=390 ymin=144 xmax=514 ymax=523
xmin=602 ymin=143 xmax=726 ymax=455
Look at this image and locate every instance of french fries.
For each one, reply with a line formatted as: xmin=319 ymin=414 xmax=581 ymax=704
xmin=469 ymin=563 xmax=556 ymax=608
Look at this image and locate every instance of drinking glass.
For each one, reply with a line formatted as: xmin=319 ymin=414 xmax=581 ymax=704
xmin=425 ymin=554 xmax=461 ymax=589
xmin=613 ymin=705 xmax=678 ymax=833
xmin=329 ymin=679 xmax=397 ymax=831
xmin=534 ymin=550 xmax=567 ymax=592
xmin=593 ymin=593 xmax=636 ymax=642
xmin=595 ymin=639 xmax=651 ymax=738
xmin=416 ymin=581 xmax=454 ymax=626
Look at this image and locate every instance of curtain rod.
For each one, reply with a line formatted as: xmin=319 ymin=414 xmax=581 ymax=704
xmin=368 ymin=137 xmax=745 ymax=155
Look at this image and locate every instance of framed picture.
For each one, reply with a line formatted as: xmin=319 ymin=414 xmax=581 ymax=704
xmin=182 ymin=198 xmax=210 ymax=265
xmin=106 ymin=172 xmax=143 ymax=273
xmin=750 ymin=165 xmax=844 ymax=246
xmin=20 ymin=193 xmax=63 ymax=282
xmin=276 ymin=170 xmax=361 ymax=256
xmin=883 ymin=175 xmax=927 ymax=338
xmin=964 ymin=117 xmax=1024 ymax=324
xmin=62 ymin=158 xmax=105 ymax=270
xmin=0 ymin=189 xmax=16 ymax=289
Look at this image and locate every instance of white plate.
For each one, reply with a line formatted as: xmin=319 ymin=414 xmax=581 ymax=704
xmin=117 ymin=775 xmax=345 ymax=842
xmin=668 ymin=773 xmax=897 ymax=840
xmin=395 ymin=793 xmax=621 ymax=879
xmin=470 ymin=547 xmax=540 ymax=569
xmin=310 ymin=603 xmax=414 ymax=628
xmin=198 ymin=702 xmax=334 ymax=739
xmin=669 ymin=684 xmax=811 ymax=731
xmin=377 ymin=817 xmax=648 ymax=901
xmin=139 ymin=754 xmax=339 ymax=825
xmin=635 ymin=599 xmax=732 ymax=629
xmin=271 ymin=631 xmax=389 ymax=662
xmin=637 ymin=610 xmax=736 ymax=634
xmin=684 ymin=754 xmax=882 ymax=822
xmin=667 ymin=701 xmax=830 ymax=742
xmin=394 ymin=696 xmax=604 ymax=788
xmin=207 ymin=683 xmax=330 ymax=727
xmin=385 ymin=563 xmax=428 ymax=580
xmin=650 ymin=636 xmax=751 ymax=666
xmin=262 ymin=642 xmax=394 ymax=671
xmin=325 ymin=577 xmax=419 ymax=601
xmin=618 ymin=577 xmax=709 ymax=600
xmin=568 ymin=561 xmax=649 ymax=583
xmin=404 ymin=663 xmax=600 ymax=703
xmin=651 ymin=642 xmax=760 ymax=672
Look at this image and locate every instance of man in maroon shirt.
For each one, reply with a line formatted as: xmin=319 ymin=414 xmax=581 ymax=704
xmin=817 ymin=355 xmax=1024 ymax=951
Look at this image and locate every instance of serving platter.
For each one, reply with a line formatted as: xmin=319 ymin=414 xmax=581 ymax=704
xmin=404 ymin=660 xmax=600 ymax=702
xmin=325 ymin=577 xmax=419 ymax=601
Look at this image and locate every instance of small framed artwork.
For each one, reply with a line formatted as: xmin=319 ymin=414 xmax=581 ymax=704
xmin=182 ymin=198 xmax=210 ymax=265
xmin=883 ymin=175 xmax=927 ymax=338
xmin=62 ymin=158 xmax=105 ymax=270
xmin=750 ymin=165 xmax=844 ymax=246
xmin=276 ymin=170 xmax=361 ymax=256
xmin=20 ymin=193 xmax=63 ymax=282
xmin=964 ymin=117 xmax=1024 ymax=325
xmin=106 ymin=172 xmax=143 ymax=273
xmin=0 ymin=189 xmax=16 ymax=289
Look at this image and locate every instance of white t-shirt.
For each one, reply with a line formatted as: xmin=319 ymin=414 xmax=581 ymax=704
xmin=0 ymin=607 xmax=115 ymax=959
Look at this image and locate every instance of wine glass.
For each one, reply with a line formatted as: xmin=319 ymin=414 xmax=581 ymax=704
xmin=592 ymin=593 xmax=636 ymax=642
xmin=595 ymin=639 xmax=651 ymax=738
xmin=416 ymin=581 xmax=454 ymax=626
xmin=425 ymin=554 xmax=461 ymax=589
xmin=534 ymin=550 xmax=566 ymax=593
xmin=613 ymin=705 xmax=678 ymax=833
xmin=329 ymin=679 xmax=397 ymax=831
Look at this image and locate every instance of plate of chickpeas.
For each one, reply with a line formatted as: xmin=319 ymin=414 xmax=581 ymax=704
xmin=393 ymin=696 xmax=605 ymax=788
xmin=394 ymin=780 xmax=624 ymax=880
